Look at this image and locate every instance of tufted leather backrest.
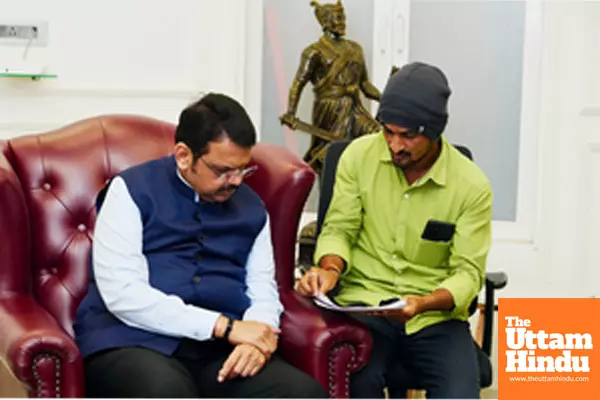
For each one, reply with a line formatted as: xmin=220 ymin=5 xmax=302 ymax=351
xmin=5 ymin=116 xmax=174 ymax=335
xmin=3 ymin=115 xmax=315 ymax=336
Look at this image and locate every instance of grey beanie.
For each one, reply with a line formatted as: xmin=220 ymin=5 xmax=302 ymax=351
xmin=379 ymin=62 xmax=451 ymax=140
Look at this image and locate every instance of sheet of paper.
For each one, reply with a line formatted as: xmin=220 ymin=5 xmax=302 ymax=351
xmin=313 ymin=293 xmax=407 ymax=313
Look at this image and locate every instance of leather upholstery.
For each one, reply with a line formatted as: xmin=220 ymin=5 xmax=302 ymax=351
xmin=0 ymin=115 xmax=372 ymax=398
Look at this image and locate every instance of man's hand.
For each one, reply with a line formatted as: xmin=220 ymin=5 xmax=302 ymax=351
xmin=296 ymin=267 xmax=339 ymax=297
xmin=369 ymin=290 xmax=455 ymax=322
xmin=225 ymin=320 xmax=279 ymax=357
xmin=279 ymin=112 xmax=299 ymax=129
xmin=368 ymin=295 xmax=425 ymax=323
xmin=218 ymin=344 xmax=267 ymax=382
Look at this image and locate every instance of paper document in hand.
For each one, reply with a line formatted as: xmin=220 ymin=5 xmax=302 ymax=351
xmin=313 ymin=294 xmax=407 ymax=313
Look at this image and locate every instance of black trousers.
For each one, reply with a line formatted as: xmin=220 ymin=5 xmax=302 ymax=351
xmin=84 ymin=339 xmax=327 ymax=398
xmin=350 ymin=316 xmax=480 ymax=399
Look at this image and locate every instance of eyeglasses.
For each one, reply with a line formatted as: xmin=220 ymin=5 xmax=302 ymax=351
xmin=198 ymin=157 xmax=258 ymax=182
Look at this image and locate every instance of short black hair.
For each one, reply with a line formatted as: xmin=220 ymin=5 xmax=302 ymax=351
xmin=174 ymin=93 xmax=256 ymax=156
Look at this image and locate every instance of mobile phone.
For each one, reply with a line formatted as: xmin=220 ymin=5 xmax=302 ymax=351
xmin=421 ymin=219 xmax=455 ymax=242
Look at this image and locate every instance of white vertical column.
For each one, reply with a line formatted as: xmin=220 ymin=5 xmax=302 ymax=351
xmin=371 ymin=0 xmax=411 ymax=115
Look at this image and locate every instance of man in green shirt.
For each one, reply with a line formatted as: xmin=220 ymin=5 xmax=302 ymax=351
xmin=297 ymin=62 xmax=493 ymax=398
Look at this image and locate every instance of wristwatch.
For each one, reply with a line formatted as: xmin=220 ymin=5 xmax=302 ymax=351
xmin=223 ymin=317 xmax=235 ymax=340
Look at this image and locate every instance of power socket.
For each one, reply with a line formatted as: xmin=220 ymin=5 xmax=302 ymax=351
xmin=0 ymin=21 xmax=48 ymax=46
xmin=0 ymin=25 xmax=38 ymax=39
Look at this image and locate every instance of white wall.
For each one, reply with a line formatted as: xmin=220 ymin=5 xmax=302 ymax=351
xmin=483 ymin=1 xmax=600 ymax=301
xmin=0 ymin=0 xmax=259 ymax=140
xmin=534 ymin=1 xmax=600 ymax=299
xmin=409 ymin=1 xmax=526 ymax=222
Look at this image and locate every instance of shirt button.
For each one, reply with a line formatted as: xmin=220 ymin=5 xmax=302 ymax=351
xmin=392 ymin=254 xmax=398 ymax=260
xmin=193 ymin=276 xmax=201 ymax=283
xmin=403 ymin=193 xmax=410 ymax=199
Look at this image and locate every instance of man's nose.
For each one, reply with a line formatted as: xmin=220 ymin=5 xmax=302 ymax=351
xmin=388 ymin=134 xmax=405 ymax=154
xmin=229 ymin=174 xmax=244 ymax=186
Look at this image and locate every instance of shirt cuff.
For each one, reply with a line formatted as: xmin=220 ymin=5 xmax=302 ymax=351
xmin=436 ymin=274 xmax=479 ymax=313
xmin=314 ymin=235 xmax=352 ymax=273
xmin=242 ymin=306 xmax=281 ymax=329
xmin=184 ymin=308 xmax=222 ymax=341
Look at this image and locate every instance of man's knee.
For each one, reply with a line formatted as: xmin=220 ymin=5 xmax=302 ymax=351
xmin=84 ymin=347 xmax=197 ymax=398
xmin=269 ymin=368 xmax=328 ymax=398
xmin=256 ymin=358 xmax=328 ymax=398
xmin=424 ymin=339 xmax=480 ymax=398
xmin=350 ymin=365 xmax=387 ymax=395
xmin=410 ymin=321 xmax=481 ymax=399
xmin=349 ymin=315 xmax=400 ymax=397
xmin=133 ymin=378 xmax=197 ymax=398
xmin=87 ymin=369 xmax=197 ymax=398
xmin=428 ymin=378 xmax=480 ymax=399
xmin=87 ymin=368 xmax=197 ymax=398
xmin=285 ymin=374 xmax=328 ymax=398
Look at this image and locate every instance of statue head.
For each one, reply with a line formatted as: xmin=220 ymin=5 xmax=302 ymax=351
xmin=310 ymin=0 xmax=346 ymax=37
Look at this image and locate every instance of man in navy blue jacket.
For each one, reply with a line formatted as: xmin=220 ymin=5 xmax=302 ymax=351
xmin=74 ymin=93 xmax=327 ymax=398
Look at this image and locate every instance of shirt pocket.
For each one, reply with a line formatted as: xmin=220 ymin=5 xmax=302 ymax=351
xmin=413 ymin=238 xmax=451 ymax=267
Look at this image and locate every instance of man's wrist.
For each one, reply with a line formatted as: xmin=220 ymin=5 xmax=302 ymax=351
xmin=321 ymin=268 xmax=341 ymax=285
xmin=318 ymin=255 xmax=346 ymax=274
xmin=417 ymin=289 xmax=455 ymax=313
xmin=321 ymin=263 xmax=342 ymax=275
xmin=414 ymin=295 xmax=428 ymax=314
xmin=213 ymin=315 xmax=229 ymax=339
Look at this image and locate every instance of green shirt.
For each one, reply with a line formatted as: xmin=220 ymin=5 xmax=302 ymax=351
xmin=314 ymin=132 xmax=493 ymax=335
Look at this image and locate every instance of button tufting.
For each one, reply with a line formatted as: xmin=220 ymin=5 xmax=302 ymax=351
xmin=42 ymin=183 xmax=51 ymax=191
xmin=77 ymin=224 xmax=87 ymax=232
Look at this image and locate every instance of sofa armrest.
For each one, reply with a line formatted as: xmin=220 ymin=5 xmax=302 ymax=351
xmin=0 ymin=296 xmax=84 ymax=398
xmin=278 ymin=290 xmax=372 ymax=398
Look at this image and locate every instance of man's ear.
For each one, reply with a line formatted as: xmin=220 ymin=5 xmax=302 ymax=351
xmin=173 ymin=142 xmax=193 ymax=170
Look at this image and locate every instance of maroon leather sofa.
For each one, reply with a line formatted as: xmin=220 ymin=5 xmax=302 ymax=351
xmin=0 ymin=115 xmax=371 ymax=398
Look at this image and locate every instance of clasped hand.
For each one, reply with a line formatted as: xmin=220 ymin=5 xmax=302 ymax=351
xmin=218 ymin=343 xmax=267 ymax=382
xmin=227 ymin=320 xmax=279 ymax=356
xmin=218 ymin=320 xmax=280 ymax=382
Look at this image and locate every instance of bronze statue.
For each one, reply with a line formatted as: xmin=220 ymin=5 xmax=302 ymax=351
xmin=280 ymin=0 xmax=383 ymax=276
xmin=280 ymin=0 xmax=381 ymax=176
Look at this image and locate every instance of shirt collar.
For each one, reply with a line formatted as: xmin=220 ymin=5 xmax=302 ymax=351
xmin=176 ymin=166 xmax=200 ymax=203
xmin=377 ymin=131 xmax=392 ymax=162
xmin=422 ymin=139 xmax=448 ymax=186
xmin=377 ymin=132 xmax=448 ymax=187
